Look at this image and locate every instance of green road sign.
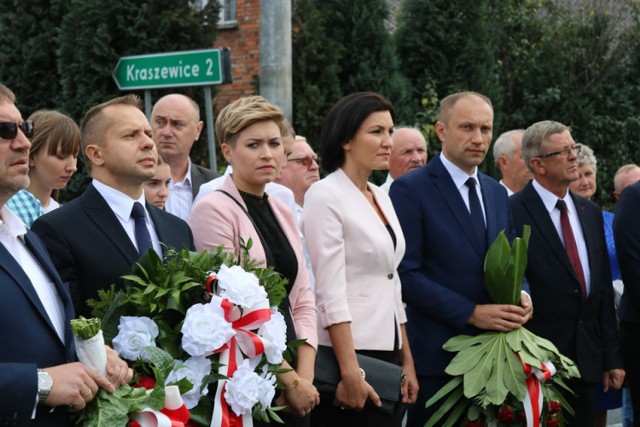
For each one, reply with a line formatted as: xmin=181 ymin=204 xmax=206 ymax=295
xmin=112 ymin=48 xmax=231 ymax=90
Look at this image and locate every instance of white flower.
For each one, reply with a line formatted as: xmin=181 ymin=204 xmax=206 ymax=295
xmin=181 ymin=300 xmax=235 ymax=356
xmin=224 ymin=359 xmax=276 ymax=415
xmin=165 ymin=356 xmax=211 ymax=409
xmin=217 ymin=264 xmax=268 ymax=308
xmin=112 ymin=316 xmax=158 ymax=361
xmin=258 ymin=309 xmax=287 ymax=364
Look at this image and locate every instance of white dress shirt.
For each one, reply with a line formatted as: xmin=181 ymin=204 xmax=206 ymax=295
xmin=440 ymin=153 xmax=487 ymax=223
xmin=532 ymin=180 xmax=591 ymax=294
xmin=165 ymin=158 xmax=194 ymax=221
xmin=92 ymin=179 xmax=162 ymax=256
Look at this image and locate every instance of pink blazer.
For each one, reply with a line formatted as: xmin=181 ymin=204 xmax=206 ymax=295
xmin=301 ymin=168 xmax=407 ymax=351
xmin=188 ymin=175 xmax=318 ymax=350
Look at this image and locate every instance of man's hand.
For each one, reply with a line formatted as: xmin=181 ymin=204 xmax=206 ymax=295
xmin=520 ymin=291 xmax=534 ymax=323
xmin=468 ymin=304 xmax=529 ymax=331
xmin=42 ymin=363 xmax=114 ymax=411
xmin=105 ymin=346 xmax=133 ymax=387
xmin=603 ymin=369 xmax=625 ymax=392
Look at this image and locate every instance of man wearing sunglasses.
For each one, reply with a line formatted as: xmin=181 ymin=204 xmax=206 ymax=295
xmin=510 ymin=120 xmax=624 ymax=425
xmin=0 ymin=84 xmax=132 ymax=426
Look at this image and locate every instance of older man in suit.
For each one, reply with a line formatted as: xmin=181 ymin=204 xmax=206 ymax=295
xmin=389 ymin=91 xmax=533 ymax=427
xmin=0 ymin=84 xmax=131 ymax=426
xmin=32 ymin=95 xmax=194 ymax=317
xmin=151 ymin=93 xmax=218 ymax=221
xmin=510 ymin=120 xmax=623 ymax=425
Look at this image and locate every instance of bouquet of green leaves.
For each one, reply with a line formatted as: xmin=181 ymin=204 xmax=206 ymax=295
xmin=426 ymin=226 xmax=580 ymax=427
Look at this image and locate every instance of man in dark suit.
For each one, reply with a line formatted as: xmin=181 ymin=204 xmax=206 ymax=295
xmin=389 ymin=91 xmax=533 ymax=427
xmin=151 ymin=93 xmax=219 ymax=220
xmin=613 ymin=179 xmax=640 ymax=421
xmin=32 ymin=95 xmax=194 ymax=317
xmin=510 ymin=120 xmax=623 ymax=425
xmin=0 ymin=84 xmax=131 ymax=426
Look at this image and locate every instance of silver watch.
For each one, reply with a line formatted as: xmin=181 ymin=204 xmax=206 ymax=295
xmin=37 ymin=369 xmax=53 ymax=404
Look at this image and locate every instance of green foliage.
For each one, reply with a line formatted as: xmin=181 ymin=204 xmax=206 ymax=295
xmin=484 ymin=226 xmax=530 ymax=306
xmin=291 ymin=0 xmax=343 ymax=146
xmin=70 ymin=316 xmax=102 ymax=340
xmin=426 ymin=329 xmax=579 ymax=427
xmin=72 ymin=347 xmax=171 ymax=427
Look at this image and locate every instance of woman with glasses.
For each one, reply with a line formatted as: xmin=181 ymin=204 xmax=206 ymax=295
xmin=6 ymin=110 xmax=80 ymax=228
xmin=188 ymin=95 xmax=319 ymax=426
xmin=301 ymin=92 xmax=419 ymax=426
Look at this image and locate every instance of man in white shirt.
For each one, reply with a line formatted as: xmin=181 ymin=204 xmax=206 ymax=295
xmin=0 ymin=84 xmax=131 ymax=426
xmin=151 ymin=94 xmax=218 ymax=220
xmin=380 ymin=127 xmax=427 ymax=193
xmin=493 ymin=129 xmax=531 ymax=196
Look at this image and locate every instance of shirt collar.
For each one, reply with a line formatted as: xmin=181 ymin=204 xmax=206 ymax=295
xmin=532 ymin=179 xmax=576 ymax=216
xmin=440 ymin=152 xmax=481 ymax=190
xmin=92 ymin=179 xmax=147 ymax=222
xmin=0 ymin=205 xmax=28 ymax=238
xmin=171 ymin=158 xmax=193 ymax=187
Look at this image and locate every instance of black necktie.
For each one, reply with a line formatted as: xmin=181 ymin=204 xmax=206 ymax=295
xmin=556 ymin=199 xmax=587 ymax=300
xmin=466 ymin=177 xmax=487 ymax=249
xmin=131 ymin=202 xmax=153 ymax=255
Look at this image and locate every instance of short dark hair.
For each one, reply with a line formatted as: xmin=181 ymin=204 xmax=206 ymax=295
xmin=319 ymin=92 xmax=395 ymax=172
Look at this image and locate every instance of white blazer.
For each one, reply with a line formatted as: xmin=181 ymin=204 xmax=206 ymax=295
xmin=301 ymin=168 xmax=407 ymax=351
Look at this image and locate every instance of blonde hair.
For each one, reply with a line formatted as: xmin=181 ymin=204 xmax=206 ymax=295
xmin=215 ymin=96 xmax=285 ymax=147
xmin=0 ymin=84 xmax=16 ymax=104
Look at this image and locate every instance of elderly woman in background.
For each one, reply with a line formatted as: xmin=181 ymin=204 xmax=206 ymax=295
xmin=569 ymin=143 xmax=624 ymax=427
xmin=188 ymin=96 xmax=319 ymax=425
xmin=301 ymin=92 xmax=418 ymax=426
xmin=7 ymin=110 xmax=79 ymax=227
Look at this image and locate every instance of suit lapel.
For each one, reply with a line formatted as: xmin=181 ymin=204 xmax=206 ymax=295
xmin=522 ymin=183 xmax=580 ymax=282
xmin=83 ymin=185 xmax=139 ymax=263
xmin=478 ymin=173 xmax=500 ymax=245
xmin=24 ymin=233 xmax=76 ymax=356
xmin=0 ymin=238 xmax=68 ymax=350
xmin=430 ymin=156 xmax=485 ymax=257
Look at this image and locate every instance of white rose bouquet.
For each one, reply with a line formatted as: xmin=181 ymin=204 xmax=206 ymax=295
xmin=76 ymin=244 xmax=297 ymax=427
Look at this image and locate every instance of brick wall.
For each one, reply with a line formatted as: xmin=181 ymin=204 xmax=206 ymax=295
xmin=214 ymin=0 xmax=260 ymax=112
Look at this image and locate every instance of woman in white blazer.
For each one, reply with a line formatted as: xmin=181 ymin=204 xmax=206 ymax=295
xmin=301 ymin=92 xmax=418 ymax=426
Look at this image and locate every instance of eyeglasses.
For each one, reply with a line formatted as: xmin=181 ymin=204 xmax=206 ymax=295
xmin=288 ymin=156 xmax=319 ymax=167
xmin=0 ymin=121 xmax=34 ymax=140
xmin=536 ymin=145 xmax=581 ymax=159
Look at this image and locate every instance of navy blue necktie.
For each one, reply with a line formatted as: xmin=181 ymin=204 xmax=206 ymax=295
xmin=466 ymin=177 xmax=487 ymax=250
xmin=131 ymin=202 xmax=153 ymax=255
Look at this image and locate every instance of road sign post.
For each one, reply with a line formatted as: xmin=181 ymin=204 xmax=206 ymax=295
xmin=113 ymin=48 xmax=232 ymax=172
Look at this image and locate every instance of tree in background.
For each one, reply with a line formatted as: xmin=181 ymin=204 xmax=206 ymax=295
xmin=291 ymin=0 xmax=343 ymax=145
xmin=0 ymin=0 xmax=69 ymax=114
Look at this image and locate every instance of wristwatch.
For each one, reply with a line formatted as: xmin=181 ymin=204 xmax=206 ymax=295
xmin=37 ymin=369 xmax=53 ymax=404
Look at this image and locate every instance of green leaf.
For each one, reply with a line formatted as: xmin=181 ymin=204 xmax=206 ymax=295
xmin=425 ymin=385 xmax=466 ymax=427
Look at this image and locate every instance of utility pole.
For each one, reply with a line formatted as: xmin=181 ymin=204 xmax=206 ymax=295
xmin=259 ymin=0 xmax=292 ymax=120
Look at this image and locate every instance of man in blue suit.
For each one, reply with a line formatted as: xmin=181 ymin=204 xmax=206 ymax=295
xmin=389 ymin=91 xmax=533 ymax=426
xmin=0 ymin=84 xmax=131 ymax=426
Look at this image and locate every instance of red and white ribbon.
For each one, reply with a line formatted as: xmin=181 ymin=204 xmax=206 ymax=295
xmin=519 ymin=356 xmax=557 ymax=427
xmin=210 ymin=297 xmax=271 ymax=427
xmin=130 ymin=385 xmax=191 ymax=427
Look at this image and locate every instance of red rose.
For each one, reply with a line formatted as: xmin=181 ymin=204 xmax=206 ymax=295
xmin=498 ymin=406 xmax=515 ymax=422
xmin=135 ymin=375 xmax=157 ymax=390
xmin=546 ymin=416 xmax=560 ymax=427
xmin=547 ymin=400 xmax=562 ymax=415
xmin=466 ymin=420 xmax=486 ymax=427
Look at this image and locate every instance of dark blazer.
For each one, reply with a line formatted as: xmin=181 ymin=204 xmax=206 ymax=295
xmin=0 ymin=232 xmax=76 ymax=427
xmin=191 ymin=163 xmax=218 ymax=201
xmin=510 ymin=181 xmax=621 ymax=383
xmin=31 ymin=184 xmax=195 ymax=317
xmin=614 ymin=181 xmax=640 ymax=323
xmin=389 ymin=154 xmax=517 ymax=376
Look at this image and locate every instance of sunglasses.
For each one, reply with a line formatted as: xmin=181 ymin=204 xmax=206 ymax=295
xmin=0 ymin=121 xmax=34 ymax=140
xmin=287 ymin=156 xmax=319 ymax=167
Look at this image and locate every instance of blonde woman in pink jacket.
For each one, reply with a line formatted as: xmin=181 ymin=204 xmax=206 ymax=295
xmin=188 ymin=96 xmax=319 ymax=426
